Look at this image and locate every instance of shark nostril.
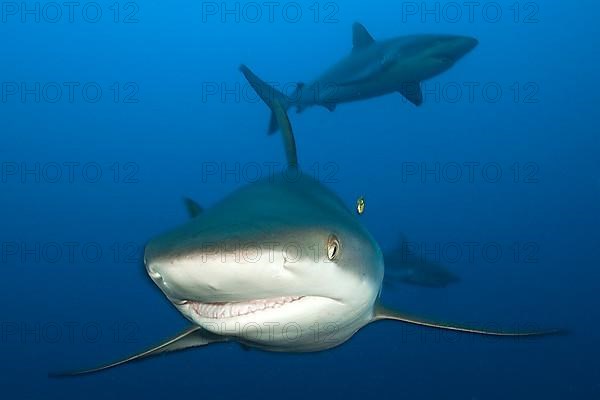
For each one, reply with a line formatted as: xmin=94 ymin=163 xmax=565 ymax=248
xmin=148 ymin=267 xmax=162 ymax=281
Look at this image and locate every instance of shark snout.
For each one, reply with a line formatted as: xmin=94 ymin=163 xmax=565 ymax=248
xmin=463 ymin=36 xmax=479 ymax=51
xmin=144 ymin=252 xmax=289 ymax=305
xmin=146 ymin=261 xmax=168 ymax=290
xmin=453 ymin=35 xmax=479 ymax=58
xmin=144 ymin=254 xmax=182 ymax=296
xmin=147 ymin=264 xmax=162 ymax=281
xmin=146 ymin=260 xmax=195 ymax=303
xmin=431 ymin=35 xmax=479 ymax=63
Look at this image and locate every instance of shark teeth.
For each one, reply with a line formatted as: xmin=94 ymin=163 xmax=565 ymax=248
xmin=188 ymin=296 xmax=303 ymax=319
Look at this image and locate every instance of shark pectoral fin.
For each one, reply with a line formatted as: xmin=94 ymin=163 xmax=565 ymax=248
xmin=373 ymin=303 xmax=564 ymax=337
xmin=322 ymin=103 xmax=337 ymax=112
xmin=352 ymin=22 xmax=375 ymax=50
xmin=50 ymin=326 xmax=228 ymax=377
xmin=398 ymin=82 xmax=423 ymax=106
xmin=183 ymin=197 xmax=203 ymax=218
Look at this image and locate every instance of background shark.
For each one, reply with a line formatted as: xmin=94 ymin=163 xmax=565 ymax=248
xmin=384 ymin=236 xmax=460 ymax=288
xmin=54 ymin=100 xmax=559 ymax=377
xmin=241 ymin=22 xmax=478 ymax=133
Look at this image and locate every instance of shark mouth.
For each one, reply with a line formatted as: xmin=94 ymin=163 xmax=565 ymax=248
xmin=185 ymin=296 xmax=305 ymax=319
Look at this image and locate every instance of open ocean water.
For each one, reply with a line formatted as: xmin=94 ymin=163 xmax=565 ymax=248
xmin=1 ymin=0 xmax=599 ymax=399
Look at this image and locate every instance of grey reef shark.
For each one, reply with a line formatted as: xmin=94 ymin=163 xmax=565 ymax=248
xmin=53 ymin=98 xmax=561 ymax=377
xmin=384 ymin=237 xmax=460 ymax=288
xmin=240 ymin=22 xmax=479 ymax=134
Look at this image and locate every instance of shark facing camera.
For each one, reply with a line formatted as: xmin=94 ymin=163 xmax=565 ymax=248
xmin=144 ymin=181 xmax=384 ymax=353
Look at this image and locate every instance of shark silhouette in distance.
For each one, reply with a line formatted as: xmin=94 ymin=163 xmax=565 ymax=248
xmin=383 ymin=237 xmax=460 ymax=289
xmin=53 ymin=100 xmax=561 ymax=377
xmin=240 ymin=22 xmax=479 ymax=134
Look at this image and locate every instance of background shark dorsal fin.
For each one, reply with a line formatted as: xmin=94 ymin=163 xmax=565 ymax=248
xmin=272 ymin=99 xmax=298 ymax=170
xmin=372 ymin=303 xmax=564 ymax=337
xmin=353 ymin=22 xmax=375 ymax=50
xmin=183 ymin=197 xmax=203 ymax=218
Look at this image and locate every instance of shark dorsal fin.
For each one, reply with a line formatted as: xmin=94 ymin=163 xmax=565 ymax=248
xmin=271 ymin=99 xmax=298 ymax=170
xmin=352 ymin=22 xmax=375 ymax=50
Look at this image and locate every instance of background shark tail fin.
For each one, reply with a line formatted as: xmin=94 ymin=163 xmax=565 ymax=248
xmin=240 ymin=64 xmax=293 ymax=135
xmin=271 ymin=99 xmax=298 ymax=170
xmin=268 ymin=111 xmax=279 ymax=134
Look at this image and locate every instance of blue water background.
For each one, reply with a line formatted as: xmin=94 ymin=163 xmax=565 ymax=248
xmin=1 ymin=0 xmax=599 ymax=398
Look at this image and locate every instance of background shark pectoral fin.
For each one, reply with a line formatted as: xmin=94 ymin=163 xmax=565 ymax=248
xmin=398 ymin=82 xmax=423 ymax=106
xmin=352 ymin=22 xmax=375 ymax=50
xmin=373 ymin=303 xmax=564 ymax=337
xmin=50 ymin=326 xmax=228 ymax=377
xmin=322 ymin=103 xmax=337 ymax=112
xmin=183 ymin=197 xmax=203 ymax=218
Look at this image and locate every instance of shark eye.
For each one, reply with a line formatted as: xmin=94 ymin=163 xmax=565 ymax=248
xmin=327 ymin=234 xmax=340 ymax=261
